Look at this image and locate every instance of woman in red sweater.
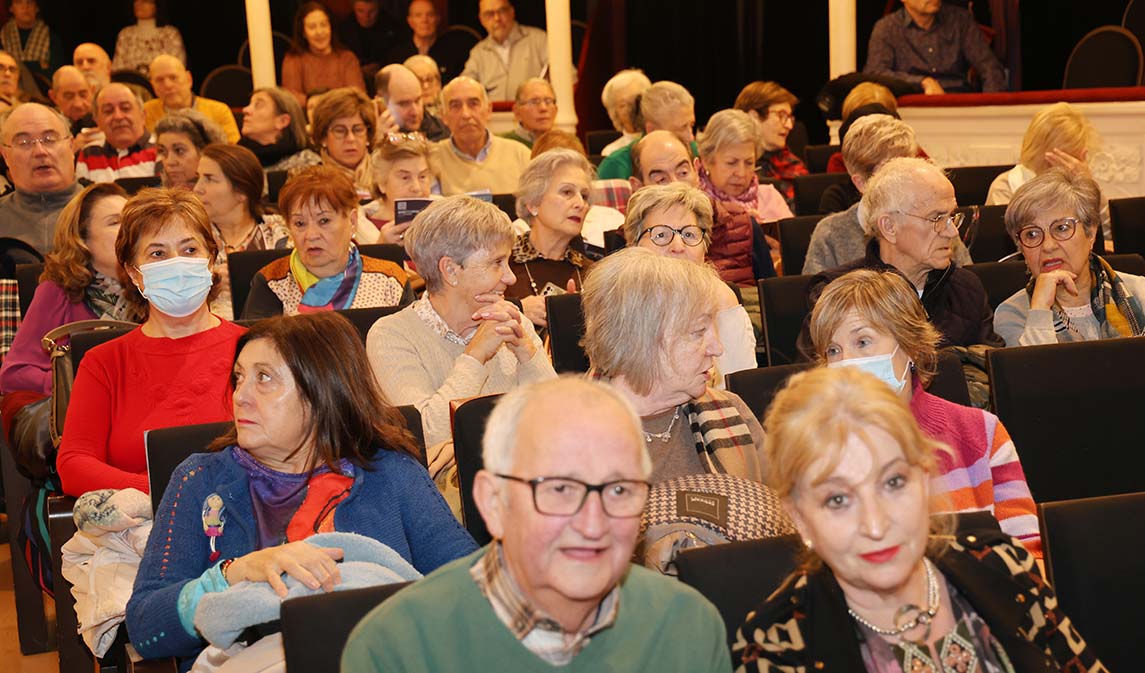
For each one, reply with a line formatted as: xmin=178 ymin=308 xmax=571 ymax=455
xmin=56 ymin=188 xmax=245 ymax=497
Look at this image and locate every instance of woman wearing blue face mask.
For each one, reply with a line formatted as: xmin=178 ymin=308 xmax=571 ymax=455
xmin=56 ymin=188 xmax=246 ymax=497
xmin=807 ymin=268 xmax=1042 ymax=558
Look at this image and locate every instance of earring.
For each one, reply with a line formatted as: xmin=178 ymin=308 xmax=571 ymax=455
xmin=529 ymin=209 xmax=538 ymax=217
xmin=803 ymin=539 xmax=813 ymax=550
xmin=450 ymin=279 xmax=459 ymax=286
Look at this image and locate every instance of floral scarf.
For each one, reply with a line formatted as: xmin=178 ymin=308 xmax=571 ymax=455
xmin=319 ymin=149 xmax=375 ymax=199
xmin=85 ymin=272 xmax=134 ymax=321
xmin=289 ymin=245 xmax=363 ymax=312
xmin=1027 ymin=253 xmax=1145 ymax=341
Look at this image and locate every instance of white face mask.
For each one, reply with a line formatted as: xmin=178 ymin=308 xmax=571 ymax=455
xmin=827 ymin=344 xmax=911 ymax=393
xmin=135 ymin=256 xmax=213 ymax=317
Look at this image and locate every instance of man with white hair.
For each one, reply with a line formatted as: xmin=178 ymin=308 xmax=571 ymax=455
xmin=373 ymin=63 xmax=448 ymax=141
xmin=802 ymin=114 xmax=972 ymax=274
xmin=342 ymin=376 xmax=730 ymax=672
xmin=597 ymin=80 xmax=696 ymax=181
xmin=72 ymin=42 xmax=111 ymax=87
xmin=500 ymin=77 xmax=555 ymax=149
xmin=76 ymin=82 xmax=156 ymax=183
xmin=798 ymin=156 xmax=1002 ymax=355
xmin=431 ymin=76 xmax=530 ymax=195
xmin=462 ymin=0 xmax=549 ymax=102
xmin=0 ymin=102 xmax=80 ymax=254
xmin=143 ymin=54 xmax=239 ymax=142
xmin=600 ymin=68 xmax=650 ymax=156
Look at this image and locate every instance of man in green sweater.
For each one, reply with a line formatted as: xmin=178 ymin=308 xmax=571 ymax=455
xmin=342 ymin=377 xmax=731 ymax=672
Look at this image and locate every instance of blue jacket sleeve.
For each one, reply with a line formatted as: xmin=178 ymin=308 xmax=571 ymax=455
xmin=390 ymin=453 xmax=478 ymax=572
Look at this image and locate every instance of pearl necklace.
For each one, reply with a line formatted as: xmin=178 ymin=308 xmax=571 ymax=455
xmin=847 ymin=558 xmax=940 ymax=638
xmin=643 ymin=406 xmax=681 ymax=443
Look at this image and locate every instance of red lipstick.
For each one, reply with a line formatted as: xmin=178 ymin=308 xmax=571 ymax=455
xmin=859 ymin=546 xmax=900 ymax=563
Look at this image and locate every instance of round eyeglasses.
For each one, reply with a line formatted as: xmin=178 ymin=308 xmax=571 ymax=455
xmin=638 ymin=224 xmax=706 ymax=247
xmin=1015 ymin=217 xmax=1080 ymax=248
xmin=896 ymin=210 xmax=967 ymax=233
xmin=494 ymin=474 xmax=650 ymax=518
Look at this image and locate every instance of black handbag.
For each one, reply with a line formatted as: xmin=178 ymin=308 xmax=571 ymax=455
xmin=42 ymin=319 xmax=137 ymax=446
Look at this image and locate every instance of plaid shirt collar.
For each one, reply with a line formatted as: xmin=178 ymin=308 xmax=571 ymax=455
xmin=413 ymin=294 xmax=473 ymax=345
xmin=511 ymin=232 xmax=589 ymax=267
xmin=470 ymin=543 xmax=620 ymax=666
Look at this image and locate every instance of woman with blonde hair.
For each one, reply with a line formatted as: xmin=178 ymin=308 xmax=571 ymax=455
xmin=363 ymin=132 xmax=433 ymax=243
xmin=732 ymin=365 xmax=1104 ymax=672
xmin=0 ymin=183 xmax=135 ymax=395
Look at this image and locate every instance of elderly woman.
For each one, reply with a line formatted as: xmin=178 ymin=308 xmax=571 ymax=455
xmin=403 ymin=54 xmax=441 ymax=116
xmin=362 ymin=132 xmax=433 ymax=243
xmin=366 ymin=195 xmax=556 ymax=466
xmin=732 ymin=366 xmax=1104 ymax=672
xmin=803 ymin=115 xmax=971 ymax=275
xmin=986 ymin=103 xmax=1109 ymax=245
xmin=242 ymin=165 xmax=407 ymax=319
xmin=55 ymin=188 xmax=245 ymax=497
xmin=624 ymin=183 xmax=756 ymax=379
xmin=810 ymin=268 xmax=1040 ymax=553
xmin=194 ymin=144 xmax=291 ymax=320
xmin=154 ymin=109 xmax=227 ymax=190
xmin=127 ymin=311 xmax=477 ymax=666
xmin=0 ymin=184 xmax=135 ymax=396
xmin=599 ymin=68 xmax=651 ymax=156
xmin=798 ymin=157 xmax=1001 ymax=356
xmin=507 ymin=148 xmax=596 ymax=328
xmin=995 ymin=168 xmax=1145 ymax=346
xmin=733 ymin=81 xmax=807 ymax=210
xmin=281 ymin=2 xmax=365 ymax=106
xmin=308 ymin=86 xmax=376 ymax=201
xmin=582 ymin=247 xmax=766 ymax=483
xmin=238 ymin=86 xmax=321 ymax=172
xmin=597 ymin=80 xmax=695 ymax=180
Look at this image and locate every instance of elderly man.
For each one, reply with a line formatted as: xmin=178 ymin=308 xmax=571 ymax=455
xmin=500 ymin=78 xmax=555 ymax=149
xmin=0 ymin=50 xmax=23 ymax=110
xmin=628 ymin=130 xmax=699 ymax=191
xmin=72 ymin=42 xmax=111 ymax=87
xmin=431 ymin=76 xmax=530 ymax=195
xmin=803 ymin=115 xmax=973 ymax=274
xmin=405 ymin=54 xmax=442 ymax=115
xmin=342 ymin=377 xmax=730 ymax=672
xmin=865 ymin=0 xmax=1006 ymax=94
xmin=48 ymin=65 xmax=94 ymax=131
xmin=797 ymin=157 xmax=1001 ymax=356
xmin=385 ymin=0 xmax=470 ymax=83
xmin=142 ymin=54 xmax=239 ymax=142
xmin=462 ymin=0 xmax=549 ymax=102
xmin=597 ymin=80 xmax=695 ymax=181
xmin=0 ymin=103 xmax=80 ymax=254
xmin=374 ymin=63 xmax=448 ymax=141
xmin=76 ymin=83 xmax=156 ymax=183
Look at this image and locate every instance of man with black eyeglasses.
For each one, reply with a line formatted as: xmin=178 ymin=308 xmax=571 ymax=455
xmin=343 ymin=377 xmax=730 ymax=672
xmin=0 ymin=102 xmax=80 ymax=254
xmin=798 ymin=156 xmax=1002 ymax=358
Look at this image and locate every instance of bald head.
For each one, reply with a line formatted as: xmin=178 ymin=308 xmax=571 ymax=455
xmin=73 ymin=43 xmax=111 ymax=87
xmin=149 ymin=54 xmax=192 ymax=110
xmin=0 ymin=103 xmax=75 ymax=192
xmin=630 ymin=129 xmax=698 ymax=190
xmin=50 ymin=66 xmax=94 ymax=122
xmin=376 ymin=64 xmax=424 ymax=132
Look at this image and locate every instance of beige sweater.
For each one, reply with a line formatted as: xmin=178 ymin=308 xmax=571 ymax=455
xmin=431 ymin=136 xmax=531 ymax=195
xmin=366 ymin=303 xmax=556 ymax=447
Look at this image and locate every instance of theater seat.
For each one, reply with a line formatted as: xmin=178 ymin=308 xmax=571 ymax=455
xmin=452 ymin=394 xmax=502 ymax=546
xmin=281 ymin=582 xmax=412 ymax=673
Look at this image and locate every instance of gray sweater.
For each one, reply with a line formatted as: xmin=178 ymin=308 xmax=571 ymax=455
xmin=993 ymin=270 xmax=1145 ymax=346
xmin=0 ymin=183 xmax=82 ymax=254
xmin=802 ymin=202 xmax=973 ymax=275
xmin=366 ymin=303 xmax=557 ymax=447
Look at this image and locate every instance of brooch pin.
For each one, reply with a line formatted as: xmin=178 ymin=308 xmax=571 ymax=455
xmin=201 ymin=493 xmax=226 ymax=562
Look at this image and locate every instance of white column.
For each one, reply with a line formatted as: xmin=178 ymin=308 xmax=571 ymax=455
xmin=828 ymin=0 xmax=857 ymax=79
xmin=545 ymin=0 xmax=578 ymax=133
xmin=245 ymin=0 xmax=276 ymax=88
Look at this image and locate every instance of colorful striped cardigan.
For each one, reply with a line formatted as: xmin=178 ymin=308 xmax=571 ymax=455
xmin=910 ymin=380 xmax=1042 ymax=556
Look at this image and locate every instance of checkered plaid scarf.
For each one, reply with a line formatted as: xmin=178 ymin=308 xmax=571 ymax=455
xmin=686 ymin=388 xmax=756 ymax=475
xmin=1 ymin=20 xmax=50 ymax=70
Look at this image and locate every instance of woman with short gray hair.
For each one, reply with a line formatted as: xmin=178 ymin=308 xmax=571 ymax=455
xmin=366 ymin=195 xmax=556 ymax=475
xmin=600 ymin=68 xmax=651 ymax=156
xmin=154 ymin=108 xmax=227 ymax=189
xmin=624 ymin=183 xmax=757 ymax=379
xmin=581 ymin=247 xmax=767 ymax=483
xmin=994 ymin=167 xmax=1145 ymax=346
xmin=507 ymin=148 xmax=596 ymax=329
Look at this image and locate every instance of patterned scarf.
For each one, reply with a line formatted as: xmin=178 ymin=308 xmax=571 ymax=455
xmin=290 ymin=245 xmax=364 ymax=312
xmin=85 ymin=272 xmax=134 ymax=321
xmin=1027 ymin=253 xmax=1145 ymax=341
xmin=698 ymin=164 xmax=759 ymax=210
xmin=685 ymin=388 xmax=757 ymax=475
xmin=1 ymin=20 xmax=49 ymax=70
xmin=319 ymin=148 xmax=375 ymax=199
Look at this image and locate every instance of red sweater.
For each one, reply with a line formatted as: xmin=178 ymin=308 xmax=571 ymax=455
xmin=56 ymin=320 xmax=245 ymax=496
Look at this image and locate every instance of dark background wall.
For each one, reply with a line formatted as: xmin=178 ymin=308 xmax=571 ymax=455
xmin=30 ymin=0 xmax=1137 ymax=139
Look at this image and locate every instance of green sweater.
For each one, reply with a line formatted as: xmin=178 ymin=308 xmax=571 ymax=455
xmin=341 ymin=547 xmax=731 ymax=672
xmin=596 ymin=137 xmax=700 ymax=180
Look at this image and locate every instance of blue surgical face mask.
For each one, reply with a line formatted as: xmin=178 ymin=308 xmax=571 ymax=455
xmin=827 ymin=344 xmax=911 ymax=393
xmin=135 ymin=256 xmax=213 ymax=317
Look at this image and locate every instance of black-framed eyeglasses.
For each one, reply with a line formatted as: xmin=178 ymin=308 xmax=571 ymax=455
xmin=1015 ymin=217 xmax=1080 ymax=248
xmin=765 ymin=108 xmax=794 ymax=126
xmin=494 ymin=473 xmax=650 ymax=518
xmin=638 ymin=224 xmax=706 ymax=247
xmin=896 ymin=209 xmax=966 ymax=233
